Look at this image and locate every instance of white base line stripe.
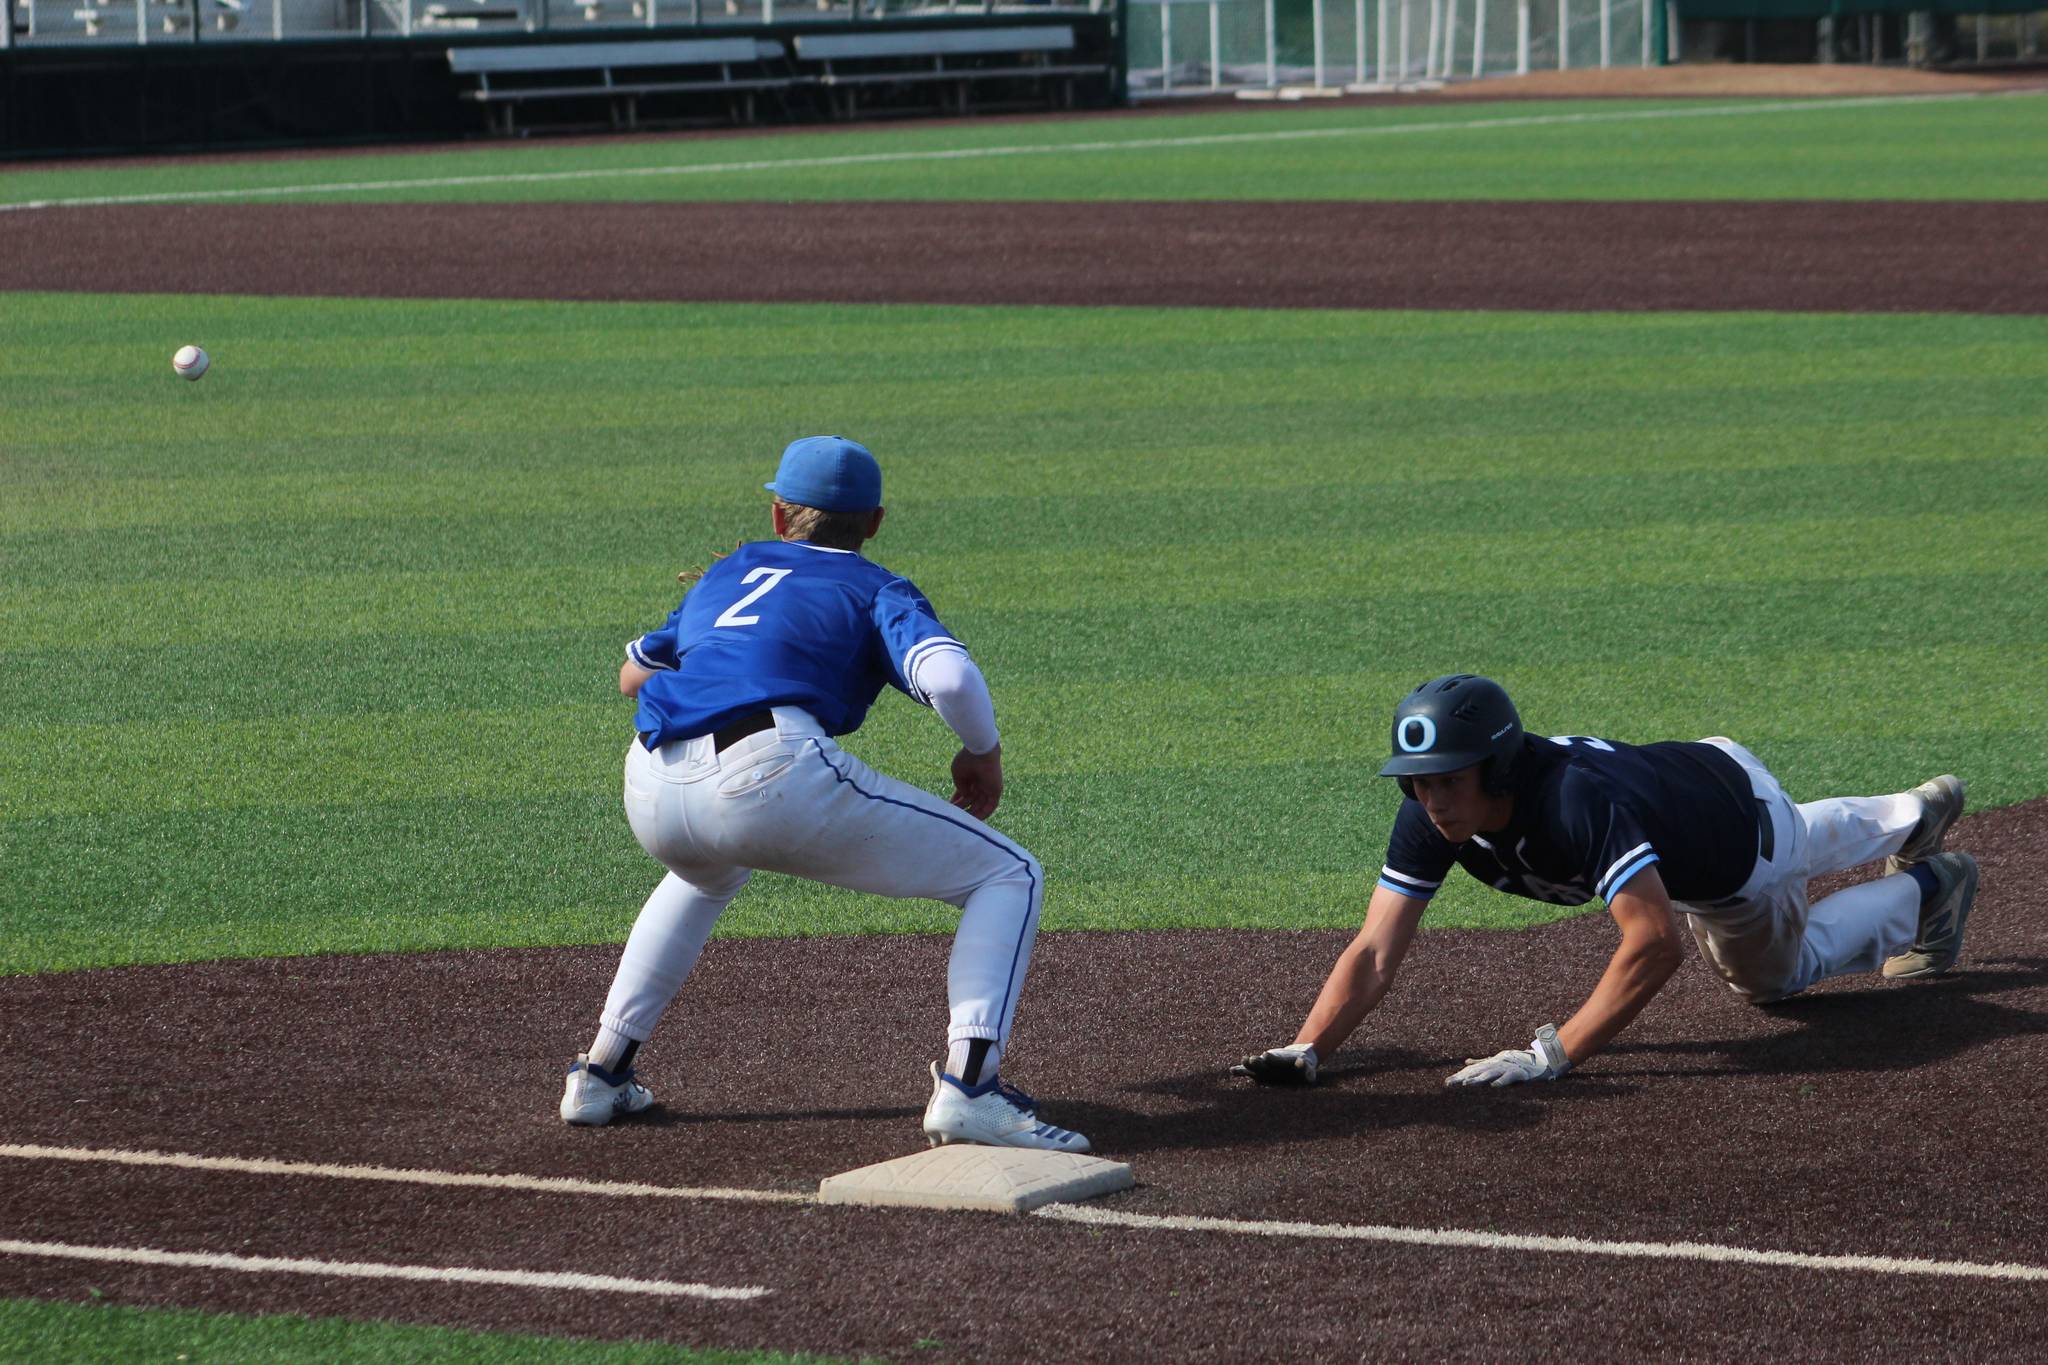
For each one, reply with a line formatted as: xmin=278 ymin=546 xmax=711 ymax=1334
xmin=0 ymin=1238 xmax=769 ymax=1300
xmin=0 ymin=1143 xmax=810 ymax=1205
xmin=1034 ymin=1204 xmax=2048 ymax=1285
xmin=2 ymin=89 xmax=2039 ymax=214
xmin=13 ymin=1143 xmax=2047 ymax=1285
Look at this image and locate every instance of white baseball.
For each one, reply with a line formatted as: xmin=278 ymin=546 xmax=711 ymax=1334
xmin=172 ymin=345 xmax=210 ymax=381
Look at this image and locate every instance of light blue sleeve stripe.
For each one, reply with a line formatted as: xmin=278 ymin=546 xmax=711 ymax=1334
xmin=1377 ymin=876 xmax=1434 ymax=901
xmin=1600 ymin=852 xmax=1661 ymax=900
xmin=1379 ymin=864 xmax=1441 ymax=892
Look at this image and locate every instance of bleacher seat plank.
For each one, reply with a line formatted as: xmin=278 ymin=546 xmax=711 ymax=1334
xmin=448 ymin=37 xmax=765 ymax=75
xmin=793 ymin=25 xmax=1075 ymax=60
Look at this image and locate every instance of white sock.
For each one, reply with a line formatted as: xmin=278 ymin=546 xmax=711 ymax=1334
xmin=589 ymin=1023 xmax=639 ymax=1073
xmin=946 ymin=1038 xmax=1001 ymax=1087
xmin=587 ymin=869 xmax=749 ymax=1076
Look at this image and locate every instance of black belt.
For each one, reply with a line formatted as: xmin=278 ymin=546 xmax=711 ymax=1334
xmin=712 ymin=710 xmax=776 ymax=752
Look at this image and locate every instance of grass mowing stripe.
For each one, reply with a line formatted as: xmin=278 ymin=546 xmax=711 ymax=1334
xmin=7 ymin=631 xmax=2042 ymax=818
xmin=8 ymin=453 xmax=2047 ymax=590
xmin=2 ymin=509 xmax=2042 ymax=663
xmin=10 ymin=350 xmax=2044 ymax=449
xmin=1 ymin=794 xmax=651 ymax=974
xmin=10 ymin=293 xmax=2040 ymax=367
xmin=5 ymin=413 xmax=2042 ymax=535
xmin=2 ymin=562 xmax=2038 ymax=734
xmin=0 ymin=1297 xmax=839 ymax=1364
xmin=4 ymin=718 xmax=2036 ymax=975
xmin=2 ymin=92 xmax=2043 ymax=207
xmin=7 ymin=297 xmax=2043 ymax=478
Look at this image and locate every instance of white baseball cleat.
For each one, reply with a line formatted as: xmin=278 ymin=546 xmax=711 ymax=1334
xmin=560 ymin=1053 xmax=655 ymax=1126
xmin=921 ymin=1062 xmax=1090 ymax=1153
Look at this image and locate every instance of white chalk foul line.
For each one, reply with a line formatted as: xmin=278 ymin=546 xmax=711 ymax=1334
xmin=1 ymin=89 xmax=2038 ymax=213
xmin=13 ymin=1141 xmax=2048 ymax=1286
xmin=0 ymin=1142 xmax=811 ymax=1205
xmin=0 ymin=1237 xmax=769 ymax=1300
xmin=1034 ymin=1204 xmax=2048 ymax=1285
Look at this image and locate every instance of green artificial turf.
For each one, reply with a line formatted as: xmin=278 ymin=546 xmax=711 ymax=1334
xmin=0 ymin=1297 xmax=843 ymax=1364
xmin=3 ymin=93 xmax=2044 ymax=207
xmin=3 ymin=292 xmax=2045 ymax=974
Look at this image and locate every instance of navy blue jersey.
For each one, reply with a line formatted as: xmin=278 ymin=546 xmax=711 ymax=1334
xmin=628 ymin=540 xmax=960 ymax=746
xmin=1377 ymin=736 xmax=1761 ymax=907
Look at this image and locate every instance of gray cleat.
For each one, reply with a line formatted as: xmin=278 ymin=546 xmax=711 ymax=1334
xmin=1883 ymin=774 xmax=1966 ymax=878
xmin=1882 ymin=851 xmax=1980 ymax=980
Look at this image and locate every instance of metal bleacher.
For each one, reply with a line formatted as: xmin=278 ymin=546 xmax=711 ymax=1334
xmin=0 ymin=0 xmax=1122 ymax=151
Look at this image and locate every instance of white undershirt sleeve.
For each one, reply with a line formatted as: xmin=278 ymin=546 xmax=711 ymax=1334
xmin=911 ymin=647 xmax=1000 ymax=756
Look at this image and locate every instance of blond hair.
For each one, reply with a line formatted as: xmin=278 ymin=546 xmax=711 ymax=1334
xmin=774 ymin=497 xmax=872 ymax=552
xmin=674 ymin=499 xmax=872 ymax=584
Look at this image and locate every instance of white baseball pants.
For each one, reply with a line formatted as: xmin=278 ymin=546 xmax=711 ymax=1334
xmin=600 ymin=707 xmax=1042 ymax=1052
xmin=1680 ymin=737 xmax=1923 ymax=1003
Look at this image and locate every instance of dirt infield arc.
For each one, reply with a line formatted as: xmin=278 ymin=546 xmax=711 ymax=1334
xmin=10 ymin=200 xmax=2048 ymax=314
xmin=1 ymin=800 xmax=2044 ymax=1361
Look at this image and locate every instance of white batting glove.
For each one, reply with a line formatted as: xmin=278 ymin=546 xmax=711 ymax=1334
xmin=1445 ymin=1024 xmax=1571 ymax=1088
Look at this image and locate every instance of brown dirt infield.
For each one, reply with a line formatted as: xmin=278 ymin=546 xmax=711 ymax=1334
xmin=10 ymin=199 xmax=2048 ymax=314
xmin=2 ymin=799 xmax=2044 ymax=1361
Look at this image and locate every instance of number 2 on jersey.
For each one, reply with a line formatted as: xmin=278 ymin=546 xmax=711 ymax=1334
xmin=714 ymin=568 xmax=792 ymax=628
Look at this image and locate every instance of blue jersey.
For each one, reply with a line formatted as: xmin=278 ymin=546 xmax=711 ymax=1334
xmin=1377 ymin=736 xmax=1762 ymax=907
xmin=627 ymin=540 xmax=961 ymax=747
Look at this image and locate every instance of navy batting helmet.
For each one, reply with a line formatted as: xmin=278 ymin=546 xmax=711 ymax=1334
xmin=1378 ymin=674 xmax=1525 ymax=799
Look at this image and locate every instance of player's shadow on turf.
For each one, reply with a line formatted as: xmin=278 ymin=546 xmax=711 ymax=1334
xmin=1060 ymin=1050 xmax=1639 ymax=1155
xmin=1597 ymin=957 xmax=2048 ymax=1078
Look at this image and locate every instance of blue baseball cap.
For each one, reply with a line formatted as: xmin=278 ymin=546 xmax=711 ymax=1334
xmin=764 ymin=436 xmax=882 ymax=513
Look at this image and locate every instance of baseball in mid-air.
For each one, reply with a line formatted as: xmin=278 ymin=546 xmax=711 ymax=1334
xmin=172 ymin=345 xmax=210 ymax=381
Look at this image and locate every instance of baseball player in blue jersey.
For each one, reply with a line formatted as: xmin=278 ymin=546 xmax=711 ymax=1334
xmin=1234 ymin=674 xmax=1978 ymax=1088
xmin=561 ymin=436 xmax=1087 ymax=1152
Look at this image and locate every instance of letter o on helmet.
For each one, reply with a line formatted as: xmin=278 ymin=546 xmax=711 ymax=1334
xmin=1396 ymin=715 xmax=1438 ymax=753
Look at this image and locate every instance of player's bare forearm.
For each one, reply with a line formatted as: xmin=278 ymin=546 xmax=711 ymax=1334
xmin=619 ymin=659 xmax=656 ymax=698
xmin=1556 ymin=869 xmax=1686 ymax=1064
xmin=1293 ymin=945 xmax=1390 ymax=1056
xmin=1293 ymin=886 xmax=1428 ymax=1057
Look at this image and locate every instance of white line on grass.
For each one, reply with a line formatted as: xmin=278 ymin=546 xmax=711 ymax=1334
xmin=0 ymin=1142 xmax=811 ymax=1204
xmin=9 ymin=1141 xmax=2047 ymax=1286
xmin=0 ymin=1237 xmax=770 ymax=1300
xmin=1033 ymin=1204 xmax=2048 ymax=1285
xmin=2 ymin=90 xmax=2039 ymax=213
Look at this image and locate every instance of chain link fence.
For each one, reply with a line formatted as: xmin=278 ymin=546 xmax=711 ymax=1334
xmin=1129 ymin=0 xmax=1658 ymax=91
